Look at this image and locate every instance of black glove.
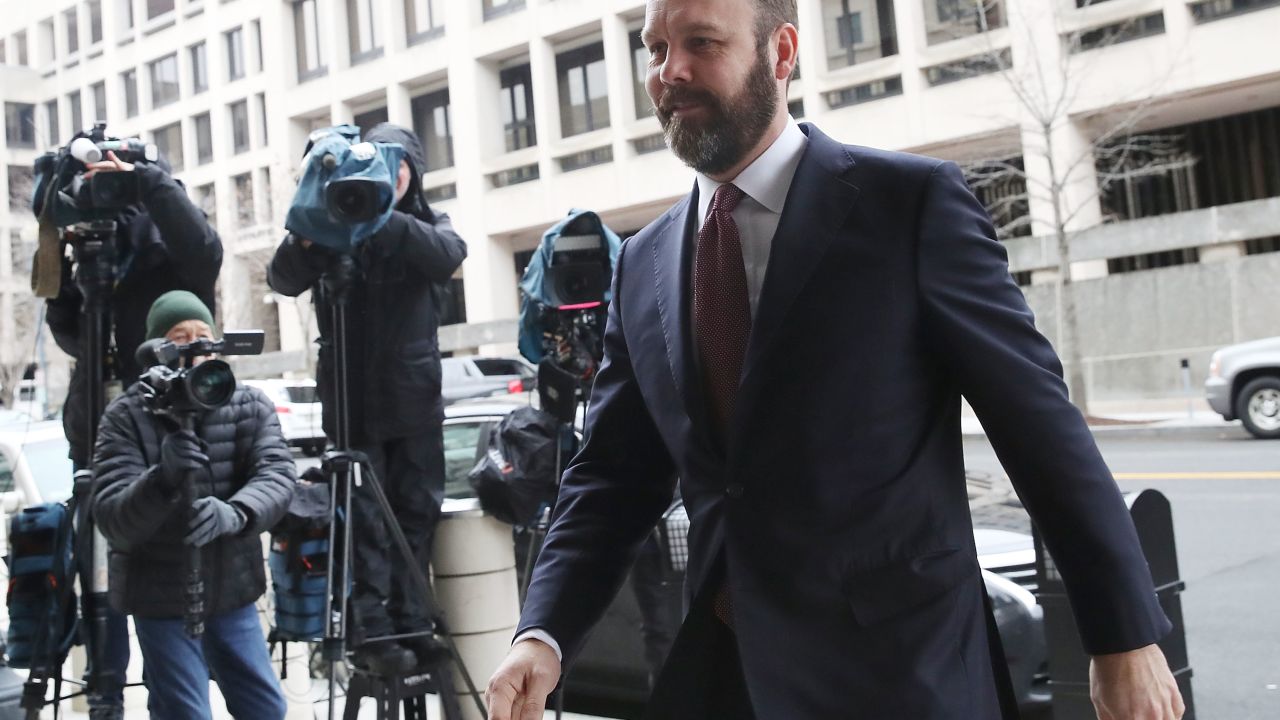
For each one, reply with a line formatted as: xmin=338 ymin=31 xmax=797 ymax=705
xmin=159 ymin=430 xmax=209 ymax=491
xmin=185 ymin=497 xmax=247 ymax=547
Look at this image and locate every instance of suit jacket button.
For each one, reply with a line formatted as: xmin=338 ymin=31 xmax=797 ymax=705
xmin=725 ymin=483 xmax=745 ymax=499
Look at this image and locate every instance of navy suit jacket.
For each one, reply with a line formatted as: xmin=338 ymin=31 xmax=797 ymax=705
xmin=517 ymin=123 xmax=1171 ymax=718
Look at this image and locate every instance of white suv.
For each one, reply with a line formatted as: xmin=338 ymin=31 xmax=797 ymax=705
xmin=244 ymin=379 xmax=326 ymax=456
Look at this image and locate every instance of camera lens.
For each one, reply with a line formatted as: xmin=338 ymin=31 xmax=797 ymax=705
xmin=186 ymin=360 xmax=236 ymax=409
xmin=325 ymin=178 xmax=385 ymax=224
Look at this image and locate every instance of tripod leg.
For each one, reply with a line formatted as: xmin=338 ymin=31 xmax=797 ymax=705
xmin=434 ymin=663 xmax=464 ymax=720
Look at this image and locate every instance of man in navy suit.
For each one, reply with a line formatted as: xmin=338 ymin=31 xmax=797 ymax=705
xmin=487 ymin=1 xmax=1185 ymax=718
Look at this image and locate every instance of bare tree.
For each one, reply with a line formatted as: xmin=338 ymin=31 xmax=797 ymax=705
xmin=957 ymin=0 xmax=1193 ymax=415
xmin=0 ymin=294 xmax=43 ymax=409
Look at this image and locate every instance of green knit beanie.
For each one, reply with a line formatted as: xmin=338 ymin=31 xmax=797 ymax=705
xmin=146 ymin=290 xmax=216 ymax=340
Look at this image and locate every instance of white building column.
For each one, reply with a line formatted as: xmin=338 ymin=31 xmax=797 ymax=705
xmin=602 ymin=10 xmax=634 ymax=163
xmin=1008 ymin=0 xmax=1107 ymax=281
xmin=795 ymin=0 xmax=824 ymax=121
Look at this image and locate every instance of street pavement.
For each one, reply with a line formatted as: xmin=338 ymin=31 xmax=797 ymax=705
xmin=964 ymin=429 xmax=1280 ymax=719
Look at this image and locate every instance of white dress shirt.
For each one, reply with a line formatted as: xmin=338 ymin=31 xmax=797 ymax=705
xmin=513 ymin=119 xmax=809 ymax=662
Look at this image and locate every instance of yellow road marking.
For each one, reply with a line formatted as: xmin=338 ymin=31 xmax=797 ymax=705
xmin=1114 ymin=471 xmax=1280 ymax=480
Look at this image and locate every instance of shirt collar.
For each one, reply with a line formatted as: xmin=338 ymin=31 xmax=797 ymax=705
xmin=696 ymin=117 xmax=807 ymax=216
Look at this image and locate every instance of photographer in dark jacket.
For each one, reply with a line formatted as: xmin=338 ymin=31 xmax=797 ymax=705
xmin=92 ymin=291 xmax=295 ymax=718
xmin=45 ymin=150 xmax=222 ymax=467
xmin=42 ymin=149 xmax=220 ymax=718
xmin=267 ymin=123 xmax=467 ymax=674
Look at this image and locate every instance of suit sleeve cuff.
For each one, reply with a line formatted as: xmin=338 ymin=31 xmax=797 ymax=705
xmin=513 ymin=629 xmax=563 ymax=662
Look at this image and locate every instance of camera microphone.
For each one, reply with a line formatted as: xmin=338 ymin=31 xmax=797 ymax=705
xmin=70 ymin=137 xmax=103 ymax=164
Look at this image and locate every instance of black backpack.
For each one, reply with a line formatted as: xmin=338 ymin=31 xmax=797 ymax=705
xmin=467 ymin=406 xmax=560 ymax=526
xmin=6 ymin=502 xmax=78 ymax=668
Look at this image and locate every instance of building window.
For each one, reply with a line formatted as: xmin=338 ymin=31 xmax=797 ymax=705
xmin=38 ymin=18 xmax=55 ymax=65
xmin=484 ymin=0 xmax=525 ymax=20
xmin=825 ymin=75 xmax=903 ymax=109
xmin=68 ymin=92 xmax=82 ymax=134
xmin=260 ymin=166 xmax=274 ymax=222
xmin=4 ymin=103 xmax=36 ymax=149
xmin=1191 ymin=0 xmax=1280 ymax=22
xmin=824 ymin=0 xmax=897 ymax=70
xmin=963 ymin=156 xmax=1030 ymax=240
xmin=65 ymin=8 xmax=80 ymax=55
xmin=190 ymin=42 xmax=208 ymax=94
xmin=152 ymin=121 xmax=183 ymax=171
xmin=193 ymin=182 xmax=215 ymax=225
xmin=924 ymin=49 xmax=1009 ymax=85
xmin=500 ymin=64 xmax=536 ymax=152
xmin=88 ymin=1 xmax=103 ymax=45
xmin=411 ymin=89 xmax=453 ymax=171
xmin=256 ymin=92 xmax=269 ymax=146
xmin=559 ymin=145 xmax=613 ymax=173
xmin=557 ymin=41 xmax=610 ymax=138
xmin=226 ymin=27 xmax=245 ymax=81
xmin=1069 ymin=13 xmax=1165 ymax=54
xmin=149 ymin=53 xmax=180 ymax=108
xmin=8 ymin=166 xmax=35 ymax=212
xmin=925 ymin=0 xmax=1005 ymax=45
xmin=347 ymin=0 xmax=381 ymax=63
xmin=146 ymin=0 xmax=175 ymax=20
xmin=354 ymin=106 xmax=388 ymax=136
xmin=119 ymin=0 xmax=134 ymax=33
xmin=44 ymin=100 xmax=60 ymax=147
xmin=122 ymin=68 xmax=139 ymax=117
xmin=92 ymin=81 xmax=107 ymax=123
xmin=251 ymin=20 xmax=263 ymax=74
xmin=232 ymin=172 xmax=254 ymax=227
xmin=629 ymin=30 xmax=654 ymax=119
xmin=293 ymin=0 xmax=325 ymax=81
xmin=406 ymin=0 xmax=443 ymax=43
xmin=194 ymin=112 xmax=212 ymax=164
xmin=229 ymin=100 xmax=250 ymax=153
xmin=13 ymin=31 xmax=28 ymax=66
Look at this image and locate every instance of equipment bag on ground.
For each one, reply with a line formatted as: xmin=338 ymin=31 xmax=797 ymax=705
xmin=468 ymin=406 xmax=560 ymax=527
xmin=268 ymin=473 xmax=333 ymax=642
xmin=5 ymin=502 xmax=78 ymax=668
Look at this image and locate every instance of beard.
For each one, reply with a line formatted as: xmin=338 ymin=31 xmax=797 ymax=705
xmin=655 ymin=50 xmax=779 ymax=176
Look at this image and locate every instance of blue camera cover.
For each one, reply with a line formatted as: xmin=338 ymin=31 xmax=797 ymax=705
xmin=285 ymin=125 xmax=405 ymax=254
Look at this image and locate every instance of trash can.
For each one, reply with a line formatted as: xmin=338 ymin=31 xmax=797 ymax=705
xmin=1034 ymin=489 xmax=1195 ymax=719
xmin=432 ymin=497 xmax=521 ymax=720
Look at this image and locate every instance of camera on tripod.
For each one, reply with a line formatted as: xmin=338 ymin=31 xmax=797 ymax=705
xmin=136 ymin=332 xmax=266 ymax=416
xmin=32 ymin=122 xmax=159 ymax=227
xmin=285 ymin=124 xmax=406 ymax=255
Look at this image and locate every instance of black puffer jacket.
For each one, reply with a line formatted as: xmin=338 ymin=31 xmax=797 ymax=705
xmin=47 ymin=161 xmax=222 ymax=467
xmin=267 ymin=123 xmax=467 ymax=443
xmin=91 ymin=383 xmax=295 ymax=618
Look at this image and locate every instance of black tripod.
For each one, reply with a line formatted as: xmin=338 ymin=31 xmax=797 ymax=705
xmin=21 ymin=221 xmax=128 ymax=719
xmin=316 ymin=256 xmax=486 ymax=720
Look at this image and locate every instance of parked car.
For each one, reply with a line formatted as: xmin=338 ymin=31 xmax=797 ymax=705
xmin=1205 ymin=335 xmax=1280 ymax=439
xmin=244 ymin=379 xmax=327 ymax=455
xmin=441 ymin=356 xmax=537 ymax=405
xmin=439 ymin=400 xmax=1049 ymax=712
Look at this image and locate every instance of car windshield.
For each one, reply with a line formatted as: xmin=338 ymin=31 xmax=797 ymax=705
xmin=284 ymin=386 xmax=318 ymax=404
xmin=443 ymin=421 xmax=486 ymax=499
xmin=23 ymin=439 xmax=74 ymax=503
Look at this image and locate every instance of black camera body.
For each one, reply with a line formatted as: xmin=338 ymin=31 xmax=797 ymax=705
xmin=32 ymin=123 xmax=159 ymax=226
xmin=137 ymin=332 xmax=265 ymax=416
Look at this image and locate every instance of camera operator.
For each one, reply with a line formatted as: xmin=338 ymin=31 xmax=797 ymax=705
xmin=41 ymin=146 xmax=221 ymax=718
xmin=267 ymin=123 xmax=466 ymax=675
xmin=91 ymin=291 xmax=295 ymax=719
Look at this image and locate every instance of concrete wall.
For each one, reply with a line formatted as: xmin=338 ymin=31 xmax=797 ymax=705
xmin=1023 ymin=252 xmax=1280 ymax=402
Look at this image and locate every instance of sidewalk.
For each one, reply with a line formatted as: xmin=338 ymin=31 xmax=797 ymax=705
xmin=961 ymin=396 xmax=1243 ymax=439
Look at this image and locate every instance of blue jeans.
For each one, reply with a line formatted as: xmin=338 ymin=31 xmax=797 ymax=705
xmin=133 ymin=603 xmax=285 ymax=720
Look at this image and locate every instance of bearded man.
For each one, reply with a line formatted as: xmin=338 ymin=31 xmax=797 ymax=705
xmin=486 ymin=1 xmax=1185 ymax=719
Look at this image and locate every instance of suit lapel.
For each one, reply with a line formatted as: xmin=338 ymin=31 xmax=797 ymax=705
xmin=731 ymin=125 xmax=861 ymax=443
xmin=651 ymin=184 xmax=714 ymax=446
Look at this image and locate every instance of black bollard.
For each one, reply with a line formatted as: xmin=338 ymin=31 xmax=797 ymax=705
xmin=1033 ymin=489 xmax=1195 ymax=718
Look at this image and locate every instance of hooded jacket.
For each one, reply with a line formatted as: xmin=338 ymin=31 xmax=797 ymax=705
xmin=267 ymin=123 xmax=467 ymax=442
xmin=45 ymin=159 xmax=223 ymax=467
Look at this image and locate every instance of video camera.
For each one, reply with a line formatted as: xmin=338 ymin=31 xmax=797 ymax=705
xmin=284 ymin=124 xmax=406 ymax=255
xmin=135 ymin=332 xmax=266 ymax=416
xmin=31 ymin=122 xmax=159 ymax=227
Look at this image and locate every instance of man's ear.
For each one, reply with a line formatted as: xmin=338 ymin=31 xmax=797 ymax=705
xmin=774 ymin=24 xmax=799 ymax=81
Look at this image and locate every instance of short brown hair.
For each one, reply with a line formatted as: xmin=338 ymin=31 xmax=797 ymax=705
xmin=753 ymin=0 xmax=798 ymax=47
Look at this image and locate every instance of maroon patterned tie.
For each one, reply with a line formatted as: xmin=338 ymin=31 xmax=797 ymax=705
xmin=692 ymin=183 xmax=749 ymax=627
xmin=693 ymin=182 xmax=750 ymax=441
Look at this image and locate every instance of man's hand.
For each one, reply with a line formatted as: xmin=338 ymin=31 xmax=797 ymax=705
xmin=486 ymin=639 xmax=561 ymax=720
xmin=159 ymin=429 xmax=209 ymax=489
xmin=82 ymin=150 xmax=136 ymax=179
xmin=1090 ymin=644 xmax=1185 ymax=720
xmin=185 ymin=497 xmax=246 ymax=547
